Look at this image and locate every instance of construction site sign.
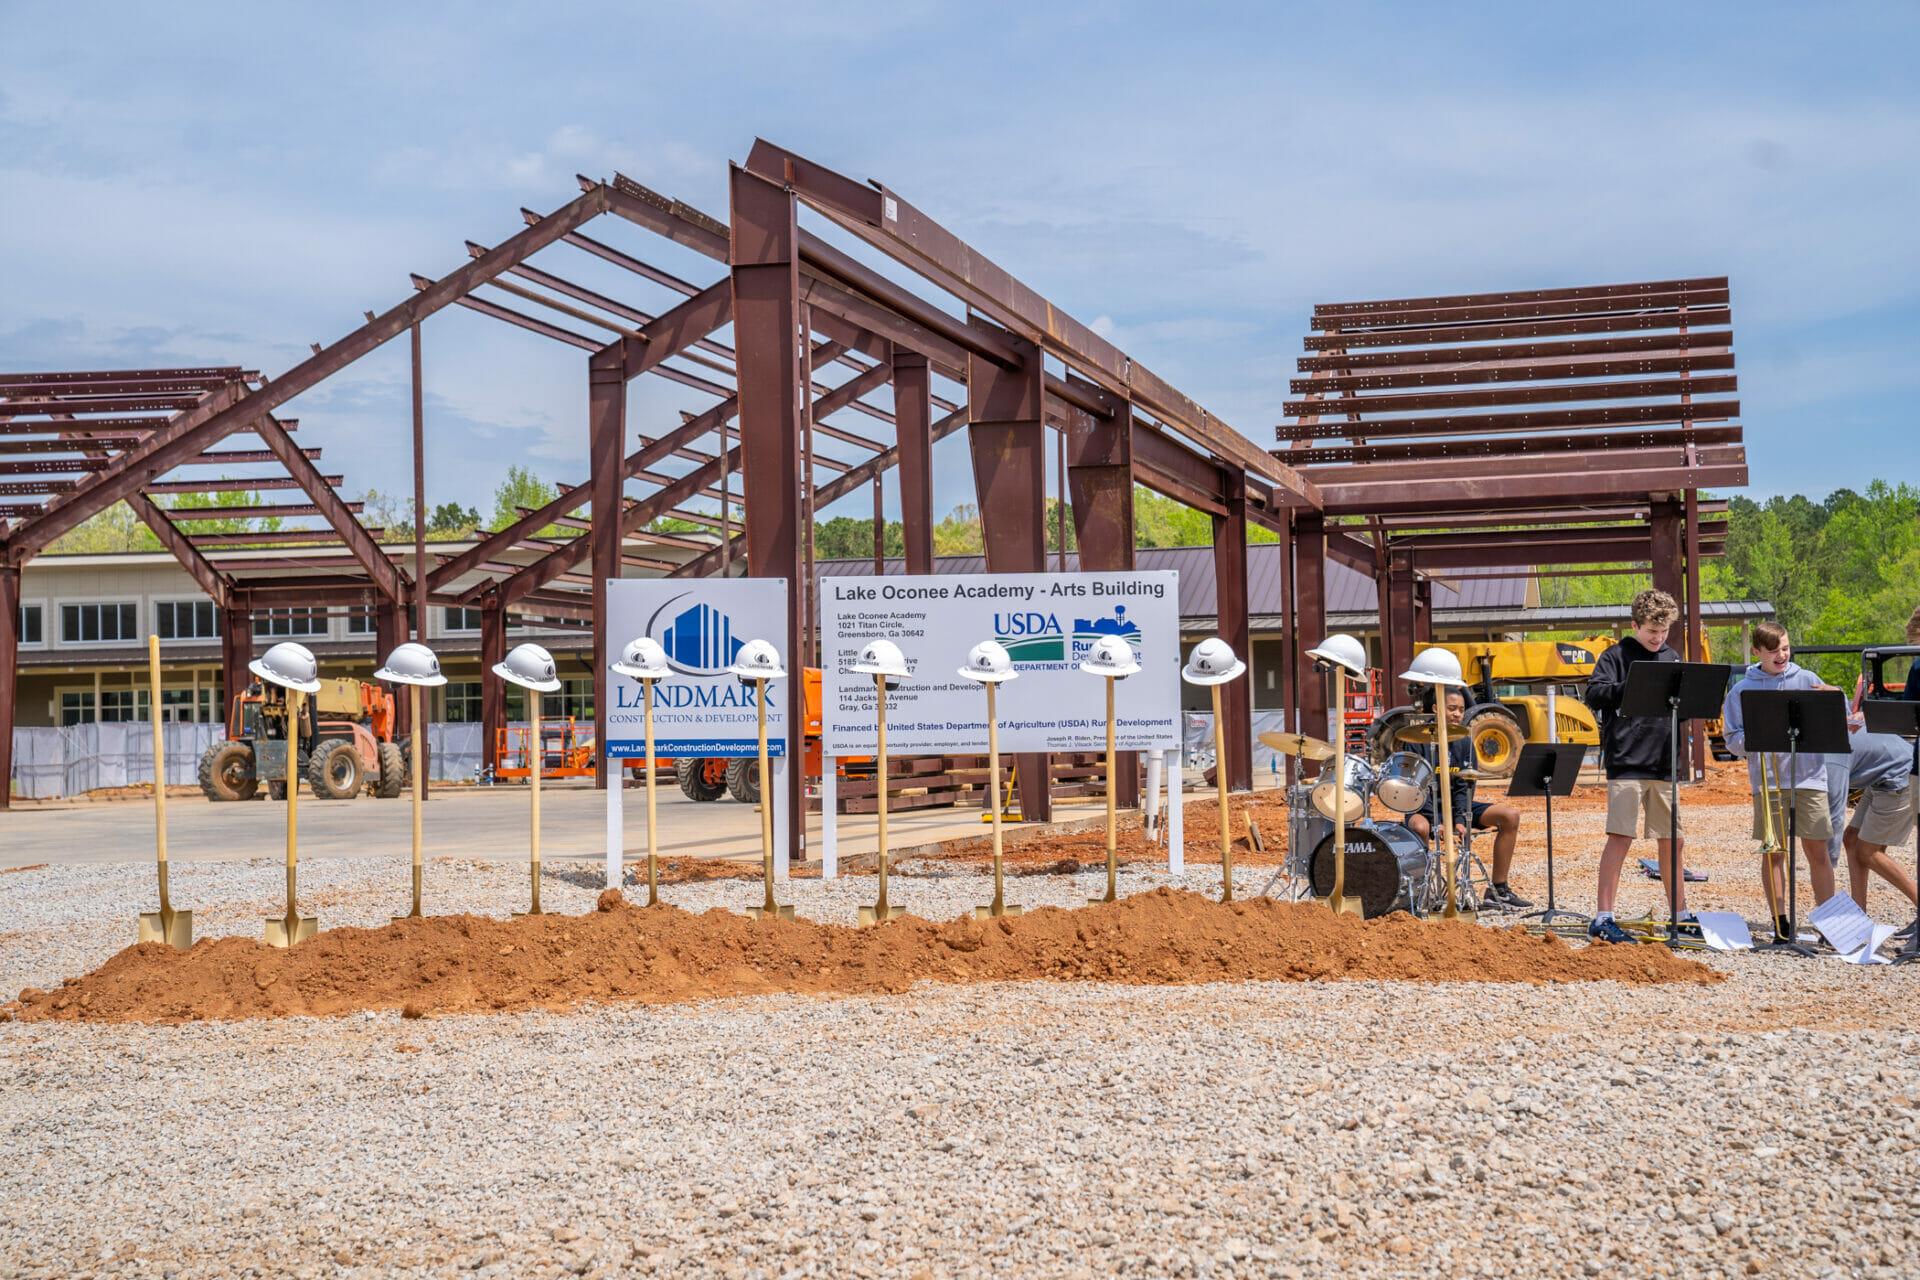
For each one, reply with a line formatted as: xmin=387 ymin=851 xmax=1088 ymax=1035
xmin=818 ymin=570 xmax=1182 ymax=754
xmin=604 ymin=578 xmax=790 ymax=758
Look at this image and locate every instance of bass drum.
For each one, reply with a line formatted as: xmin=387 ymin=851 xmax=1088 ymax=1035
xmin=1308 ymin=821 xmax=1431 ymax=919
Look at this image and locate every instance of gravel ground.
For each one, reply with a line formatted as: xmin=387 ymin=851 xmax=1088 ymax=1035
xmin=6 ymin=793 xmax=1920 ymax=1279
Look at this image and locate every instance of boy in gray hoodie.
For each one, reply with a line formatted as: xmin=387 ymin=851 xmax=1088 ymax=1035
xmin=1720 ymin=622 xmax=1838 ymax=940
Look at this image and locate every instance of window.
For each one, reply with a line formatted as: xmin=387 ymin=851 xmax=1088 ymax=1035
xmin=443 ymin=607 xmax=482 ymax=633
xmin=62 ymin=602 xmax=138 ymax=644
xmin=155 ymin=600 xmax=220 ymax=641
xmin=158 ymin=688 xmax=218 ymax=723
xmin=346 ymin=610 xmax=377 ymax=635
xmin=542 ymin=678 xmax=594 ymax=723
xmin=59 ymin=692 xmax=95 ymax=726
xmin=16 ymin=603 xmax=43 ymax=646
xmin=253 ymin=607 xmax=327 ymax=638
xmin=444 ymin=681 xmax=482 ymax=723
xmin=100 ymin=689 xmax=141 ymax=722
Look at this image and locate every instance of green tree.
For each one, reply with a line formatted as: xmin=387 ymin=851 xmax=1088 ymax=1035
xmin=428 ymin=502 xmax=481 ymax=537
xmin=932 ymin=504 xmax=983 ymax=556
xmin=489 ymin=466 xmax=575 ymax=537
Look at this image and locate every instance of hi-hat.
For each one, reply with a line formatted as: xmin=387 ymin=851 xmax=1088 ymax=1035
xmin=1257 ymin=731 xmax=1335 ymax=761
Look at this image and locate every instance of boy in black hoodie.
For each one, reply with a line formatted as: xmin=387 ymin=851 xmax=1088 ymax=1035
xmin=1583 ymin=589 xmax=1691 ymax=944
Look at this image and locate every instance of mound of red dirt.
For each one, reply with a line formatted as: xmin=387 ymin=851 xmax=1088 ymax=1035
xmin=11 ymin=888 xmax=1716 ymax=1025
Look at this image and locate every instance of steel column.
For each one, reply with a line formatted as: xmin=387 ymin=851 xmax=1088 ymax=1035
xmin=967 ymin=320 xmax=1052 ymax=822
xmin=220 ymin=603 xmax=251 ymax=727
xmin=1685 ymin=489 xmax=1706 ymax=779
xmin=1294 ymin=514 xmax=1329 ymax=774
xmin=1066 ymin=395 xmax=1138 ymax=807
xmin=1212 ymin=469 xmax=1253 ymax=792
xmin=0 ymin=564 xmax=16 ymax=810
xmin=729 ymin=164 xmax=806 ymax=857
xmin=1649 ymin=500 xmax=1691 ymax=772
xmin=377 ymin=600 xmax=406 ymax=738
xmin=1386 ymin=554 xmax=1418 ymax=705
xmin=1414 ymin=577 xmax=1434 ymax=643
xmin=588 ymin=346 xmax=626 ymax=789
xmin=481 ymin=597 xmax=507 ymax=776
xmin=893 ymin=350 xmax=934 ymax=574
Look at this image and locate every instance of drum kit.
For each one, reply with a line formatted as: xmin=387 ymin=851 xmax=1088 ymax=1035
xmin=1258 ymin=718 xmax=1491 ymax=918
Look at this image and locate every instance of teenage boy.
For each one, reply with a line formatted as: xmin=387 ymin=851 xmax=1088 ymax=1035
xmin=1404 ymin=685 xmax=1531 ymax=909
xmin=1836 ymin=728 xmax=1919 ymax=923
xmin=1585 ymin=589 xmax=1694 ymax=944
xmin=1721 ymin=622 xmax=1839 ymax=941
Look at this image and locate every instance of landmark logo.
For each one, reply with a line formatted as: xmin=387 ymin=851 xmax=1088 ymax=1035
xmin=992 ymin=610 xmax=1066 ymax=662
xmin=646 ymin=594 xmax=745 ymax=676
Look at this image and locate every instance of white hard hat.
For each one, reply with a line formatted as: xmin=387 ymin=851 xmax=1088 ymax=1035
xmin=493 ymin=641 xmax=562 ymax=692
xmin=375 ymin=641 xmax=448 ymax=688
xmin=957 ymin=639 xmax=1018 ymax=685
xmin=1401 ymin=646 xmax=1468 ymax=688
xmin=728 ymin=638 xmax=787 ymax=683
xmin=1306 ymin=633 xmax=1368 ymax=677
xmin=1181 ymin=637 xmax=1246 ymax=687
xmin=611 ymin=636 xmax=670 ymax=682
xmin=249 ymin=641 xmax=322 ymax=694
xmin=1079 ymin=634 xmax=1142 ymax=678
xmin=852 ymin=639 xmax=911 ymax=680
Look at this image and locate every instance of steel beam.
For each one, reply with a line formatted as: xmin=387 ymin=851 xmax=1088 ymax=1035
xmin=220 ymin=604 xmax=252 ymax=727
xmin=481 ymin=596 xmax=507 ymax=776
xmin=126 ymin=491 xmax=231 ymax=608
xmin=729 ymin=162 xmax=805 ymax=859
xmin=1386 ymin=554 xmax=1417 ymax=704
xmin=1065 ymin=386 xmax=1138 ymax=808
xmin=589 ymin=345 xmax=626 ymax=790
xmin=1685 ymin=489 xmax=1706 ymax=780
xmin=1294 ymin=514 xmax=1329 ymax=775
xmin=6 ymin=187 xmax=612 ymax=559
xmin=744 ymin=140 xmax=1316 ymax=506
xmin=893 ymin=350 xmax=935 ymax=574
xmin=1213 ymin=470 xmax=1253 ymax=792
xmin=0 ymin=564 xmax=15 ymax=810
xmin=965 ymin=318 xmax=1052 ymax=822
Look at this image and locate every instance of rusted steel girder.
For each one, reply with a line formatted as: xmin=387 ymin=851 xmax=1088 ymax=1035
xmin=743 ymin=140 xmax=1317 ymax=508
xmin=729 ymin=162 xmax=806 ymax=862
xmin=6 ymin=186 xmax=613 ymax=560
xmin=893 ymin=351 xmax=934 ymax=575
xmin=481 ymin=595 xmax=507 ymax=776
xmin=1064 ymin=384 xmax=1139 ymax=808
xmin=255 ymin=414 xmax=406 ymax=604
xmin=0 ymin=565 xmax=15 ymax=810
xmin=1385 ymin=554 xmax=1417 ymax=706
xmin=220 ymin=603 xmax=252 ymax=730
xmin=125 ymin=490 xmax=231 ymax=608
xmin=589 ymin=345 xmax=626 ymax=790
xmin=1293 ymin=514 xmax=1329 ymax=777
xmin=965 ymin=319 xmax=1052 ymax=823
xmin=1213 ymin=470 xmax=1253 ymax=792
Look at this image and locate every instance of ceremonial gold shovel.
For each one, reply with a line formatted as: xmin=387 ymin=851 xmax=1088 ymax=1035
xmin=1318 ymin=665 xmax=1364 ymax=917
xmin=513 ymin=701 xmax=546 ymax=918
xmin=392 ymin=683 xmax=425 ymax=923
xmin=1211 ymin=682 xmax=1234 ymax=904
xmin=1089 ymin=673 xmax=1122 ymax=906
xmin=137 ymin=635 xmax=192 ymax=949
xmin=860 ymin=674 xmax=907 ymax=926
xmin=642 ymin=678 xmax=662 ymax=908
xmin=975 ymin=680 xmax=1022 ymax=919
xmin=264 ymin=689 xmax=317 ymax=947
xmin=746 ymin=675 xmax=794 ymax=920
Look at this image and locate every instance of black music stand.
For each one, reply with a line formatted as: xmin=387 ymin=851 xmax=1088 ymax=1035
xmin=1742 ymin=688 xmax=1852 ymax=958
xmin=1863 ymin=699 xmax=1920 ymax=964
xmin=1621 ymin=661 xmax=1734 ymax=945
xmin=1512 ymin=742 xmax=1588 ymax=929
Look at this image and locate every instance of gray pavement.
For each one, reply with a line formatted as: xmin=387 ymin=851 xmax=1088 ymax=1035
xmin=0 ymin=782 xmax=1108 ymax=870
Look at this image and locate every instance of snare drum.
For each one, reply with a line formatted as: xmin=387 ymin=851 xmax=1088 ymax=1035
xmin=1374 ymin=751 xmax=1435 ymax=815
xmin=1307 ymin=821 xmax=1430 ymax=919
xmin=1311 ymin=756 xmax=1375 ymax=824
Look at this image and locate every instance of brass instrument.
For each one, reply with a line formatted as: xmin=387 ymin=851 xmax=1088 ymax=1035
xmin=1756 ymin=751 xmax=1790 ymax=926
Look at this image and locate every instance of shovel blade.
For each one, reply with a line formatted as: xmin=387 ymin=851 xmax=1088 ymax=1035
xmin=857 ymin=904 xmax=907 ymax=927
xmin=1313 ymin=895 xmax=1365 ymax=917
xmin=263 ymin=916 xmax=317 ymax=948
xmin=974 ymin=903 xmax=1024 ymax=920
xmin=138 ymin=910 xmax=193 ymax=950
xmin=746 ymin=904 xmax=796 ymax=921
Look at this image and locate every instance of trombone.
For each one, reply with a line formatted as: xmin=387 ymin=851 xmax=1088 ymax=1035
xmin=1756 ymin=752 xmax=1791 ymax=926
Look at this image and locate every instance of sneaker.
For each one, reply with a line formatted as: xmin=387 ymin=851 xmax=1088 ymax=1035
xmin=1892 ymin=920 xmax=1917 ymax=945
xmin=1675 ymin=917 xmax=1704 ymax=942
xmin=1773 ymin=916 xmax=1793 ymax=944
xmin=1588 ymin=917 xmax=1636 ymax=945
xmin=1482 ymin=884 xmax=1534 ymax=911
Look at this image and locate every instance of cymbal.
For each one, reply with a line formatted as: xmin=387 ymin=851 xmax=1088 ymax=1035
xmin=1391 ymin=723 xmax=1440 ymax=744
xmin=1258 ymin=730 xmax=1336 ymax=761
xmin=1453 ymin=769 xmax=1492 ymax=782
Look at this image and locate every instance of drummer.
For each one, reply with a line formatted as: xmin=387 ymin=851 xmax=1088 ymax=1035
xmin=1404 ymin=686 xmax=1532 ymax=910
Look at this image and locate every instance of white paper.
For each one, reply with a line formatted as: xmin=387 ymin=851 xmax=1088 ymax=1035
xmin=1694 ymin=911 xmax=1752 ymax=951
xmin=1841 ymin=922 xmax=1900 ymax=965
xmin=605 ymin=764 xmax=623 ymax=890
xmin=1810 ymin=894 xmax=1877 ymax=957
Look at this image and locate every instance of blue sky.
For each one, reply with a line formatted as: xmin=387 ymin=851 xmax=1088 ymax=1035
xmin=3 ymin=2 xmax=1916 ymax=525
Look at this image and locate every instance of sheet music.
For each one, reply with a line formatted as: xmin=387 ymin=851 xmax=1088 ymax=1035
xmin=1809 ymin=894 xmax=1877 ymax=957
xmin=1693 ymin=912 xmax=1752 ymax=951
xmin=1840 ymin=922 xmax=1900 ymax=965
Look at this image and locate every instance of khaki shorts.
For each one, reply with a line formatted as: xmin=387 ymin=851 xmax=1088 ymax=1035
xmin=1848 ymin=783 xmax=1917 ymax=848
xmin=1751 ymin=788 xmax=1833 ymax=841
xmin=1606 ymin=779 xmax=1680 ymax=839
